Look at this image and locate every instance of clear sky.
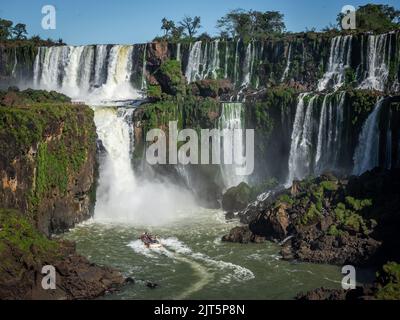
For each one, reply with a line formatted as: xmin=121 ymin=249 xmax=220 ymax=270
xmin=1 ymin=0 xmax=399 ymax=45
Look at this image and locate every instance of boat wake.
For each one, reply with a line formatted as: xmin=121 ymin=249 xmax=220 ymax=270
xmin=127 ymin=236 xmax=255 ymax=298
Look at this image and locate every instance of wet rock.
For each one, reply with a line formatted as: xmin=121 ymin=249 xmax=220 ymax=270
xmin=222 ymin=182 xmax=252 ymax=212
xmin=146 ymin=282 xmax=159 ymax=289
xmin=222 ymin=226 xmax=254 ymax=244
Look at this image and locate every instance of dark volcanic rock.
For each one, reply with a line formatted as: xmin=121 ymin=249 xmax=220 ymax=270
xmin=222 ymin=182 xmax=253 ymax=212
xmin=225 ymin=169 xmax=400 ymax=267
xmin=222 ymin=226 xmax=265 ymax=244
xmin=0 ymin=209 xmax=125 ymax=300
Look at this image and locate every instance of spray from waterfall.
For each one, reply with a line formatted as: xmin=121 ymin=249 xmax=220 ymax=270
xmin=94 ymin=107 xmax=196 ymax=225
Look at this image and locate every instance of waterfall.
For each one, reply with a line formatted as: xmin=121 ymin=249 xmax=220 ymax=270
xmin=218 ymin=102 xmax=247 ymax=189
xmin=314 ymin=92 xmax=346 ymax=174
xmin=318 ymin=35 xmax=352 ymax=91
xmin=94 ymin=107 xmax=136 ymax=222
xmin=93 ymin=106 xmax=196 ymax=225
xmin=241 ymin=42 xmax=253 ymax=88
xmin=233 ymin=40 xmax=240 ymax=86
xmin=359 ymin=34 xmax=389 ymax=91
xmin=385 ymin=114 xmax=392 ymax=170
xmin=286 ymin=93 xmax=317 ymax=185
xmin=224 ymin=42 xmax=229 ymax=79
xmin=11 ymin=48 xmax=18 ymax=78
xmin=281 ymin=44 xmax=292 ymax=82
xmin=93 ymin=45 xmax=108 ymax=87
xmin=141 ymin=44 xmax=147 ymax=90
xmin=32 ymin=45 xmax=141 ymax=104
xmin=176 ymin=43 xmax=181 ymax=62
xmin=185 ymin=40 xmax=221 ymax=82
xmin=185 ymin=41 xmax=202 ymax=83
xmin=352 ymin=99 xmax=384 ymax=175
xmin=209 ymin=39 xmax=220 ymax=79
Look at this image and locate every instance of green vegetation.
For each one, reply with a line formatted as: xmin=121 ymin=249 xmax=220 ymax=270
xmin=158 ymin=15 xmax=201 ymax=41
xmin=376 ymin=262 xmax=400 ymax=300
xmin=147 ymin=84 xmax=162 ymax=100
xmin=0 ymin=17 xmax=64 ymax=45
xmin=0 ymin=209 xmax=57 ymax=257
xmin=217 ymin=9 xmax=286 ymax=41
xmin=300 ymin=203 xmax=322 ymax=225
xmin=346 ymin=89 xmax=380 ymax=125
xmin=156 ymin=59 xmax=186 ymax=96
xmin=334 ymin=198 xmax=372 ymax=235
xmin=337 ymin=4 xmax=400 ymax=33
xmin=0 ymin=89 xmax=96 ymax=215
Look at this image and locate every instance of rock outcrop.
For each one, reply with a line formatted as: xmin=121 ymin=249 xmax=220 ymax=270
xmin=224 ymin=169 xmax=400 ymax=267
xmin=0 ymin=89 xmax=97 ymax=235
xmin=0 ymin=209 xmax=124 ymax=300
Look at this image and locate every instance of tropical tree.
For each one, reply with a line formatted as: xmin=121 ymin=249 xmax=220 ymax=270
xmin=217 ymin=9 xmax=285 ymax=39
xmin=0 ymin=18 xmax=13 ymax=40
xmin=161 ymin=18 xmax=175 ymax=37
xmin=12 ymin=23 xmax=27 ymax=40
xmin=179 ymin=15 xmax=201 ymax=38
xmin=337 ymin=4 xmax=400 ymax=32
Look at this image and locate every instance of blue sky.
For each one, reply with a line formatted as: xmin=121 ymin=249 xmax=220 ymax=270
xmin=1 ymin=0 xmax=399 ymax=45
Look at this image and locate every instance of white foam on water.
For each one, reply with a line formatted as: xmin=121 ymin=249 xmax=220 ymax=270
xmin=128 ymin=236 xmax=255 ymax=284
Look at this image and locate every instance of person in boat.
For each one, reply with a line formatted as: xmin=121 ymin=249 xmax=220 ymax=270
xmin=140 ymin=232 xmax=158 ymax=246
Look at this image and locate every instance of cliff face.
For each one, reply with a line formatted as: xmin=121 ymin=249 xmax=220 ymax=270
xmin=0 ymin=89 xmax=97 ymax=235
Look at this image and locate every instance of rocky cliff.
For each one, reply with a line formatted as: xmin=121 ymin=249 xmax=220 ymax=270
xmin=0 ymin=88 xmax=97 ymax=235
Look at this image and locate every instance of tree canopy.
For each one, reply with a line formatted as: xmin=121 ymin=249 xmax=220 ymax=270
xmin=337 ymin=4 xmax=400 ymax=33
xmin=217 ymin=9 xmax=286 ymax=40
xmin=0 ymin=17 xmax=62 ymax=45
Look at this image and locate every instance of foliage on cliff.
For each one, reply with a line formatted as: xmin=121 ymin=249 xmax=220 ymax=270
xmin=0 ymin=208 xmax=124 ymax=300
xmin=0 ymin=89 xmax=96 ymax=224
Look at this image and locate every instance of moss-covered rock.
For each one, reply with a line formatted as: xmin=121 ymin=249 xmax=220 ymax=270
xmin=222 ymin=182 xmax=253 ymax=212
xmin=154 ymin=59 xmax=186 ymax=96
xmin=0 ymin=208 xmax=124 ymax=300
xmin=376 ymin=262 xmax=400 ymax=300
xmin=0 ymin=89 xmax=97 ymax=235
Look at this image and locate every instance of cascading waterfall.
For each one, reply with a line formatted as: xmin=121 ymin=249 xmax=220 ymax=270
xmin=224 ymin=42 xmax=229 ymax=79
xmin=94 ymin=107 xmax=196 ymax=225
xmin=241 ymin=42 xmax=253 ymax=88
xmin=185 ymin=41 xmax=202 ymax=83
xmin=93 ymin=45 xmax=108 ymax=87
xmin=184 ymin=40 xmax=221 ymax=83
xmin=281 ymin=44 xmax=292 ymax=82
xmin=11 ymin=48 xmax=18 ymax=78
xmin=94 ymin=107 xmax=137 ymax=222
xmin=352 ymin=99 xmax=384 ymax=175
xmin=33 ymin=44 xmax=142 ymax=104
xmin=233 ymin=40 xmax=240 ymax=87
xmin=218 ymin=102 xmax=247 ymax=189
xmin=359 ymin=34 xmax=390 ymax=91
xmin=176 ymin=43 xmax=181 ymax=62
xmin=314 ymin=92 xmax=346 ymax=175
xmin=141 ymin=44 xmax=147 ymax=90
xmin=287 ymin=94 xmax=317 ymax=184
xmin=318 ymin=35 xmax=352 ymax=91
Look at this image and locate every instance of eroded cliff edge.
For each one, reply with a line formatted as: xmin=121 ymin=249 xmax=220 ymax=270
xmin=0 ymin=88 xmax=125 ymax=300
